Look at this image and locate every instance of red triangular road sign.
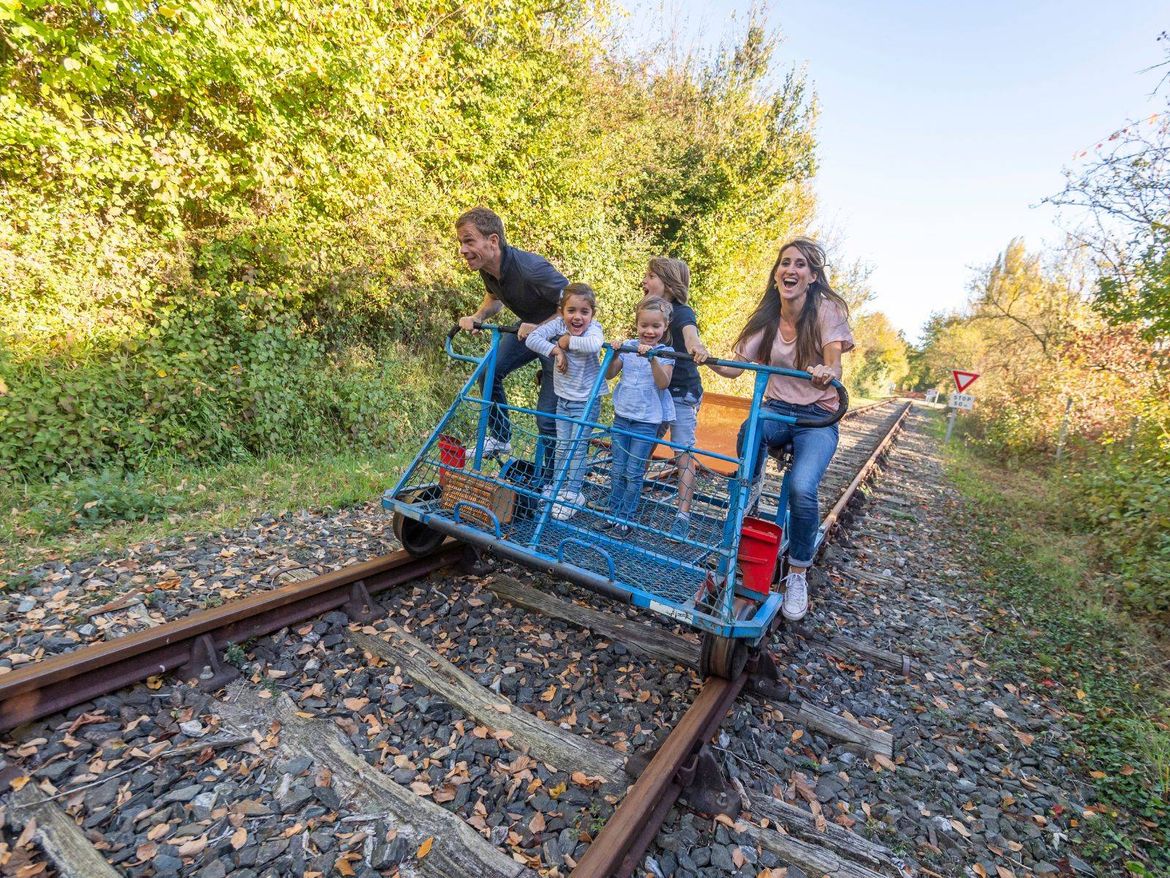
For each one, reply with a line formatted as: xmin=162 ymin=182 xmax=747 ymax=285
xmin=952 ymin=370 xmax=980 ymax=392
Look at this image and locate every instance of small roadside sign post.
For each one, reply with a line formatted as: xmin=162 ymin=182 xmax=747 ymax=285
xmin=945 ymin=371 xmax=980 ymax=443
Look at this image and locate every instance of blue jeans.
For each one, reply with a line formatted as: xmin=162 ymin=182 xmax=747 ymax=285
xmin=554 ymin=397 xmax=600 ymax=497
xmin=736 ymin=400 xmax=839 ymax=567
xmin=609 ymin=416 xmax=660 ymax=519
xmin=481 ymin=331 xmax=557 ymax=443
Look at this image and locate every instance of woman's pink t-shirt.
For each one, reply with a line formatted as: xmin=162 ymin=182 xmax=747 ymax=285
xmin=733 ymin=302 xmax=855 ymax=410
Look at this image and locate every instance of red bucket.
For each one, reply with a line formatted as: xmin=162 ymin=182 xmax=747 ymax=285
xmin=438 ymin=435 xmax=466 ymax=469
xmin=737 ymin=516 xmax=782 ymax=597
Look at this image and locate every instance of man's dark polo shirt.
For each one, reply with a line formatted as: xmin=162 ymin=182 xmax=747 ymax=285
xmin=480 ymin=245 xmax=568 ymax=324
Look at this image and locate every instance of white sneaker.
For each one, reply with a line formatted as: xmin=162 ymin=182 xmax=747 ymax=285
xmin=781 ymin=570 xmax=809 ymax=621
xmin=551 ymin=491 xmax=585 ymax=521
xmin=483 ymin=437 xmax=512 ymax=457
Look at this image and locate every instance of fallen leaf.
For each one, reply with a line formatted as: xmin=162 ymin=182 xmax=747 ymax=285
xmin=539 ymin=685 xmax=557 ymax=702
xmin=16 ymin=818 xmax=38 ymax=848
xmin=732 ymin=847 xmax=746 ymax=868
xmin=176 ymin=836 xmax=207 ymax=857
xmin=417 ymin=836 xmax=434 ymax=859
xmin=147 ymin=823 xmax=170 ymax=841
xmin=231 ymin=827 xmax=247 ymax=850
xmin=949 ymin=818 xmax=971 ymax=838
xmin=529 ymin=812 xmax=546 ymax=834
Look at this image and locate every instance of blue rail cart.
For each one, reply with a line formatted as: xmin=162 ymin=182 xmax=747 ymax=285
xmin=384 ymin=324 xmax=848 ymax=678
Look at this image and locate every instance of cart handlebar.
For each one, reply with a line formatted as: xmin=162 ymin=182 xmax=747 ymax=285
xmin=616 ymin=342 xmax=849 ymax=428
xmin=447 ymin=323 xmax=848 ymax=428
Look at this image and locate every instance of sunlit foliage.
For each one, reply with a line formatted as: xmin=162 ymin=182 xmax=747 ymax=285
xmin=0 ymin=0 xmax=822 ymax=479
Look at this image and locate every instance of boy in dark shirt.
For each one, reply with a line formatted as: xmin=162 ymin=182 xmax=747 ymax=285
xmin=455 ymin=207 xmax=568 ymax=457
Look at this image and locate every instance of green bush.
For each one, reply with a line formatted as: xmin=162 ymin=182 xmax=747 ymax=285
xmin=1 ymin=0 xmax=822 ymax=483
xmin=1073 ymin=429 xmax=1170 ymax=617
xmin=23 ymin=469 xmax=183 ymax=536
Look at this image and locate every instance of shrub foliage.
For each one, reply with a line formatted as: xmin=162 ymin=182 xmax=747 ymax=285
xmin=1 ymin=0 xmax=823 ymax=480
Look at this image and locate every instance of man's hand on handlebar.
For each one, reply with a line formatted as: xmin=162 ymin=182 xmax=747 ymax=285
xmin=457 ymin=316 xmax=479 ymax=333
xmin=517 ymin=322 xmax=538 ymax=340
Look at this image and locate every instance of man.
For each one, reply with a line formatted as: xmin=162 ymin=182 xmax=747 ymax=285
xmin=455 ymin=207 xmax=567 ymax=457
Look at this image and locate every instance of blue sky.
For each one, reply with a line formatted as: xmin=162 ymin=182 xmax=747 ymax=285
xmin=617 ymin=1 xmax=1167 ymax=342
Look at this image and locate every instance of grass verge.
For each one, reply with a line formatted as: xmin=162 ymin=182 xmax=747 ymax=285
xmin=1 ymin=447 xmax=417 ymax=578
xmin=944 ymin=428 xmax=1170 ymax=877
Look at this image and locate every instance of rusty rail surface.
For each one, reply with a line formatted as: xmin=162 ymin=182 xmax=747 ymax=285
xmin=571 ymin=674 xmax=746 ymax=877
xmin=0 ymin=545 xmax=462 ymax=731
xmin=570 ymin=400 xmax=913 ymax=878
xmin=821 ymin=401 xmax=912 ymax=538
xmin=2 ymin=402 xmax=913 ymax=877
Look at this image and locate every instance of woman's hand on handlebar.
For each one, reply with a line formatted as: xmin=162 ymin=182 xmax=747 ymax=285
xmin=809 ymin=363 xmax=837 ymax=389
xmin=689 ymin=341 xmax=712 ymax=364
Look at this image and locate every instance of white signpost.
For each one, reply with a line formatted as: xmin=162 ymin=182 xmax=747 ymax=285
xmin=924 ymin=388 xmax=939 ymax=404
xmin=945 ymin=371 xmax=980 ymax=443
xmin=948 ymin=392 xmax=974 ymax=410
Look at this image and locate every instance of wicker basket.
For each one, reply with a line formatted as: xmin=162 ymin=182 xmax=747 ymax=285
xmin=439 ymin=469 xmax=516 ymax=529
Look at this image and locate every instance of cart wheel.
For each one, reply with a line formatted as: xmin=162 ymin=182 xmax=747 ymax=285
xmin=392 ymin=486 xmax=445 ymax=557
xmin=700 ymin=633 xmax=750 ymax=680
xmin=393 ymin=511 xmax=445 ymax=557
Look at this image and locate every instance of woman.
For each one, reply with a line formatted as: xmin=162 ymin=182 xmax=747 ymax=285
xmin=702 ymin=237 xmax=854 ymax=621
xmin=640 ymin=256 xmax=710 ymax=539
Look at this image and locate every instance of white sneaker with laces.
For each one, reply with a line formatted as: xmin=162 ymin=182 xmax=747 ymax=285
xmin=551 ymin=491 xmax=584 ymax=521
xmin=483 ymin=437 xmax=512 ymax=457
xmin=781 ymin=570 xmax=809 ymax=621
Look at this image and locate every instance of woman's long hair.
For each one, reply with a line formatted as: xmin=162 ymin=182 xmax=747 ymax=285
xmin=734 ymin=238 xmax=850 ymax=371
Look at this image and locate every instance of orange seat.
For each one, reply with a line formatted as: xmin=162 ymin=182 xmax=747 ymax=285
xmin=652 ymin=392 xmax=751 ymax=476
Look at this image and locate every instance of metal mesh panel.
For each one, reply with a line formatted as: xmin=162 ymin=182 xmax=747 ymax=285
xmin=391 ymin=392 xmax=742 ymax=609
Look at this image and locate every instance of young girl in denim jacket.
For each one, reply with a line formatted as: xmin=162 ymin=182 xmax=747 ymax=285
xmin=604 ymin=296 xmax=675 ymax=538
xmin=524 ymin=283 xmax=605 ymax=520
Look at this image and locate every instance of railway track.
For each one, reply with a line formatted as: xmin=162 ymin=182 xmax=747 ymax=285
xmin=1 ymin=399 xmax=912 ymax=878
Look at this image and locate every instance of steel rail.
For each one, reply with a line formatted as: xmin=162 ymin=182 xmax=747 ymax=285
xmin=571 ymin=674 xmax=746 ymax=878
xmin=570 ymin=400 xmax=914 ymax=878
xmin=0 ymin=544 xmax=462 ymax=731
xmin=820 ymin=402 xmax=912 ymax=540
